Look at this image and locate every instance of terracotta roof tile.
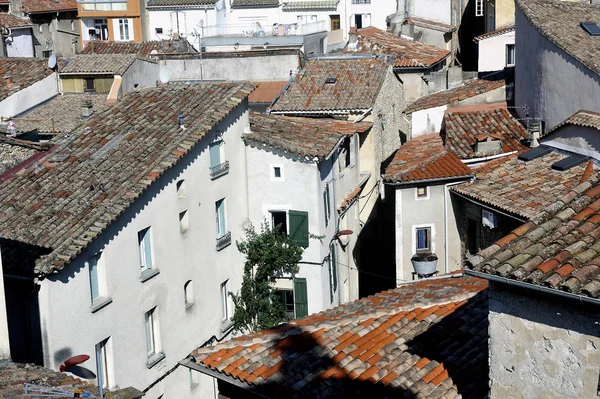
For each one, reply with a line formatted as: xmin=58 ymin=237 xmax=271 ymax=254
xmin=21 ymin=0 xmax=77 ymax=12
xmin=80 ymin=40 xmax=196 ymax=56
xmin=474 ymin=24 xmax=515 ymax=41
xmin=383 ymin=133 xmax=473 ymax=183
xmin=441 ymin=104 xmax=527 ymax=159
xmin=469 ymin=176 xmax=600 ymax=299
xmin=546 ymin=110 xmax=600 ymax=137
xmin=0 ymin=82 xmax=254 ymax=276
xmin=233 ymin=0 xmax=279 ymax=6
xmin=246 ymin=113 xmax=371 ymax=159
xmin=0 ymin=57 xmax=53 ymax=102
xmin=452 ymin=150 xmax=598 ymax=219
xmin=0 ymin=137 xmax=47 ymax=174
xmin=191 ymin=275 xmax=489 ymax=398
xmin=344 ymin=27 xmax=450 ymax=69
xmin=270 ymin=57 xmax=388 ymax=113
xmin=0 ymin=13 xmax=31 ymax=28
xmin=248 ymin=81 xmax=287 ymax=104
xmin=517 ymin=0 xmax=600 ymax=77
xmin=405 ymin=76 xmax=506 ymax=113
xmin=59 ymin=54 xmax=154 ymax=75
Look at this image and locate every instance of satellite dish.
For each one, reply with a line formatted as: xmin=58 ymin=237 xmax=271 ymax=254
xmin=159 ymin=66 xmax=171 ymax=84
xmin=150 ymin=49 xmax=158 ymax=56
xmin=47 ymin=54 xmax=57 ymax=69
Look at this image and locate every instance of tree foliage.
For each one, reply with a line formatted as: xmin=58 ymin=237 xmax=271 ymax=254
xmin=230 ymin=221 xmax=303 ymax=334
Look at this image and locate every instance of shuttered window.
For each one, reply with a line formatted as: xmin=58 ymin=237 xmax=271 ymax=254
xmin=323 ymin=184 xmax=331 ymax=227
xmin=293 ymin=278 xmax=308 ymax=318
xmin=288 ymin=210 xmax=309 ymax=247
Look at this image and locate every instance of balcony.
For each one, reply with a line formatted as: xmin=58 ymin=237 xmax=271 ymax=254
xmin=200 ymin=20 xmax=327 ymax=38
xmin=210 ymin=161 xmax=229 ymax=180
xmin=216 ymin=232 xmax=232 ymax=251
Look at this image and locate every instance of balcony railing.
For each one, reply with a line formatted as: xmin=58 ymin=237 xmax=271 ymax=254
xmin=210 ymin=161 xmax=229 ymax=180
xmin=216 ymin=232 xmax=232 ymax=251
xmin=200 ymin=20 xmax=327 ymax=38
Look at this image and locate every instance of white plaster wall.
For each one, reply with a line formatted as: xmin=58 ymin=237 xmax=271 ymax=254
xmin=148 ymin=8 xmax=217 ymax=45
xmin=477 ymin=31 xmax=515 ymax=72
xmin=347 ymin=1 xmax=396 ymax=31
xmin=515 ymin=7 xmax=600 ymax=131
xmin=244 ymin=144 xmax=330 ymax=313
xmin=0 ymin=247 xmax=11 ymax=360
xmin=543 ymin=125 xmax=600 ymax=162
xmin=395 ymin=184 xmax=461 ymax=282
xmin=0 ymin=73 xmax=58 ymax=119
xmin=37 ymin=107 xmax=250 ymax=399
xmin=411 ymin=105 xmax=447 ymax=137
xmin=489 ymin=287 xmax=600 ymax=399
xmin=5 ymin=28 xmax=34 ymax=57
xmin=412 ymin=0 xmax=452 ymax=25
xmin=119 ymin=59 xmax=160 ymax=95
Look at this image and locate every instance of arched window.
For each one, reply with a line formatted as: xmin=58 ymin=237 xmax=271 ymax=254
xmin=184 ymin=280 xmax=194 ymax=308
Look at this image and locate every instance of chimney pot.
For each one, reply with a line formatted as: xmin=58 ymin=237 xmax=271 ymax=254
xmin=178 ymin=114 xmax=185 ymax=129
xmin=82 ymin=99 xmax=94 ymax=118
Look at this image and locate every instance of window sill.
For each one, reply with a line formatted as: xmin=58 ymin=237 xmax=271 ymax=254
xmin=90 ymin=296 xmax=113 ymax=313
xmin=147 ymin=352 xmax=166 ymax=369
xmin=216 ymin=232 xmax=232 ymax=251
xmin=140 ymin=268 xmax=160 ymax=283
xmin=220 ymin=319 xmax=234 ymax=333
xmin=210 ymin=161 xmax=230 ymax=180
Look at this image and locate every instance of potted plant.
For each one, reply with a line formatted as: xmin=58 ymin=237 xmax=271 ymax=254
xmin=411 ymin=252 xmax=438 ymax=275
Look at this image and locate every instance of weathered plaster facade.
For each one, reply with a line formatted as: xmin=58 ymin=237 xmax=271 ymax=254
xmin=488 ymin=285 xmax=600 ymax=399
xmin=0 ymin=73 xmax=58 ymax=119
xmin=477 ymin=30 xmax=515 ymax=72
xmin=515 ymin=6 xmax=600 ymax=131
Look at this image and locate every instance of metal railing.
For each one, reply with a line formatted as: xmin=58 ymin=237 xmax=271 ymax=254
xmin=216 ymin=232 xmax=232 ymax=251
xmin=200 ymin=20 xmax=327 ymax=38
xmin=210 ymin=161 xmax=229 ymax=180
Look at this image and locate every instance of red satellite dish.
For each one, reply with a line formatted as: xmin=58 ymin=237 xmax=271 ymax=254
xmin=60 ymin=354 xmax=90 ymax=371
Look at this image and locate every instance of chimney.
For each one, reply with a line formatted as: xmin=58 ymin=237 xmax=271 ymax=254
xmin=528 ymin=120 xmax=542 ymax=148
xmin=348 ymin=27 xmax=358 ymax=49
xmin=474 ymin=134 xmax=502 ymax=155
xmin=4 ymin=75 xmax=13 ymax=88
xmin=9 ymin=0 xmax=22 ymax=17
xmin=178 ymin=114 xmax=185 ymax=130
xmin=82 ymin=99 xmax=94 ymax=118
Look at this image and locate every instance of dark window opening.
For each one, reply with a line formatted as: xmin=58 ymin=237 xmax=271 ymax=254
xmin=273 ymin=289 xmax=294 ymax=318
xmin=274 ymin=166 xmax=281 ymax=178
xmin=355 ymin=14 xmax=363 ymax=29
xmin=155 ymin=27 xmax=163 ymax=34
xmin=84 ymin=78 xmax=95 ymax=92
xmin=271 ymin=211 xmax=287 ymax=236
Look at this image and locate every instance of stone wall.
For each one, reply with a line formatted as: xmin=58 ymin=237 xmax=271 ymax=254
xmin=489 ymin=284 xmax=600 ymax=398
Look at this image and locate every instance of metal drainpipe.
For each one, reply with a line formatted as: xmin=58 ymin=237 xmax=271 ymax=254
xmin=444 ymin=179 xmax=471 ymax=274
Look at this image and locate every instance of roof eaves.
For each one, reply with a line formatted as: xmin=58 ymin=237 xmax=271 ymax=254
xmin=385 ymin=174 xmax=474 ymax=186
xmin=450 ymin=187 xmax=529 ymax=221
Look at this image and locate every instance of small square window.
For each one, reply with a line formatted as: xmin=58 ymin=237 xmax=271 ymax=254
xmin=270 ymin=164 xmax=284 ymax=181
xmin=156 ymin=27 xmax=163 ymax=34
xmin=274 ymin=167 xmax=281 ymax=178
xmin=416 ymin=227 xmax=431 ymax=252
xmin=84 ymin=78 xmax=95 ymax=92
xmin=417 ymin=187 xmax=428 ymax=197
xmin=506 ymin=44 xmax=516 ymax=66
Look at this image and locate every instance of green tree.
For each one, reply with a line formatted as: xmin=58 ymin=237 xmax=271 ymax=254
xmin=230 ymin=221 xmax=303 ymax=333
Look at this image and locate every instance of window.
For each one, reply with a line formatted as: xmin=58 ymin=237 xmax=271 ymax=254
xmin=220 ymin=280 xmax=229 ymax=321
xmin=179 ymin=210 xmax=189 ymax=233
xmin=328 ymin=244 xmax=337 ymax=302
xmin=506 ymin=44 xmax=516 ymax=66
xmin=39 ymin=24 xmax=43 ymax=33
xmin=330 ymin=15 xmax=340 ymax=30
xmin=92 ymin=19 xmax=109 ymax=41
xmin=42 ymin=50 xmax=52 ymax=59
xmin=274 ymin=167 xmax=281 ymax=178
xmin=338 ymin=138 xmax=351 ymax=172
xmin=209 ymin=140 xmax=229 ymax=179
xmin=156 ymin=27 xmax=163 ymax=34
xmin=416 ymin=186 xmax=429 ymax=200
xmin=416 ymin=227 xmax=432 ymax=252
xmin=215 ymin=199 xmax=226 ymax=238
xmin=95 ymin=338 xmax=110 ymax=389
xmin=184 ymin=280 xmax=194 ymax=308
xmin=138 ymin=227 xmax=153 ymax=271
xmin=176 ymin=180 xmax=187 ymax=198
xmin=71 ymin=21 xmax=75 ymax=31
xmin=273 ymin=289 xmax=294 ymax=318
xmin=189 ymin=368 xmax=199 ymax=389
xmin=88 ymin=252 xmax=112 ymax=311
xmin=81 ymin=1 xmax=127 ymax=11
xmin=118 ymin=19 xmax=130 ymax=41
xmin=84 ymin=78 xmax=95 ymax=92
xmin=475 ymin=0 xmax=484 ymax=16
xmin=145 ymin=307 xmax=160 ymax=358
xmin=271 ymin=211 xmax=287 ymax=236
xmin=323 ymin=184 xmax=331 ymax=227
xmin=270 ymin=164 xmax=284 ymax=181
xmin=288 ymin=210 xmax=309 ymax=247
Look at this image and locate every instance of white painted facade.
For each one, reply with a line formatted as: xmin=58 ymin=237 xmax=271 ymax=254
xmin=0 ymin=72 xmax=58 ymax=119
xmin=147 ymin=8 xmax=217 ymax=47
xmin=4 ymin=28 xmax=35 ymax=57
xmin=476 ymin=29 xmax=515 ymax=72
xmin=410 ymin=104 xmax=447 ymax=137
xmin=411 ymin=0 xmax=452 ymax=25
xmin=80 ymin=18 xmax=136 ymax=43
xmin=244 ymin=132 xmax=364 ymax=310
xmin=35 ymin=106 xmax=250 ymax=399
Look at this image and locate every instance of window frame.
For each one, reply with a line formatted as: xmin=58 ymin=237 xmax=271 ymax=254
xmin=415 ymin=186 xmax=430 ymax=201
xmin=84 ymin=78 xmax=95 ymax=92
xmin=179 ymin=210 xmax=189 ymax=233
xmin=415 ymin=226 xmax=432 ymax=253
xmin=506 ymin=43 xmax=516 ymax=66
xmin=215 ymin=199 xmax=227 ymax=238
xmin=95 ymin=338 xmax=110 ymax=389
xmin=270 ymin=210 xmax=288 ymax=236
xmin=270 ymin=163 xmax=284 ymax=181
xmin=184 ymin=280 xmax=194 ymax=308
xmin=118 ymin=18 xmax=130 ymax=41
xmin=220 ymin=280 xmax=229 ymax=322
xmin=475 ymin=0 xmax=484 ymax=16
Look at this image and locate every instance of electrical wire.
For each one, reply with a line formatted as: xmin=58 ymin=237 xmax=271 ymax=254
xmin=333 ymin=259 xmax=398 ymax=281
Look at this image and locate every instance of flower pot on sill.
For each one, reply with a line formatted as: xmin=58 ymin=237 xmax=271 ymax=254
xmin=411 ymin=252 xmax=438 ymax=275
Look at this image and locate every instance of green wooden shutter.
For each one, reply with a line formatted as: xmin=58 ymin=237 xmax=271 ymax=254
xmin=288 ymin=210 xmax=309 ymax=247
xmin=293 ymin=278 xmax=308 ymax=318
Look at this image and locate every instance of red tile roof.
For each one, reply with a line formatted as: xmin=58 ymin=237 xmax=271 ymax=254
xmin=474 ymin=24 xmax=515 ymax=41
xmin=546 ymin=110 xmax=600 ymax=137
xmin=192 ymin=275 xmax=489 ymax=398
xmin=468 ymin=176 xmax=600 ymax=299
xmin=246 ymin=113 xmax=372 ymax=159
xmin=270 ymin=57 xmax=388 ymax=114
xmin=452 ymin=151 xmax=598 ymax=219
xmin=248 ymin=81 xmax=287 ymax=104
xmin=405 ymin=17 xmax=456 ymax=33
xmin=441 ymin=103 xmax=527 ymax=159
xmin=80 ymin=40 xmax=196 ymax=56
xmin=0 ymin=82 xmax=254 ymax=276
xmin=0 ymin=13 xmax=31 ymax=28
xmin=0 ymin=57 xmax=53 ymax=102
xmin=384 ymin=133 xmax=473 ymax=183
xmin=345 ymin=27 xmax=450 ymax=69
xmin=21 ymin=0 xmax=77 ymax=13
xmin=404 ymin=76 xmax=506 ymax=113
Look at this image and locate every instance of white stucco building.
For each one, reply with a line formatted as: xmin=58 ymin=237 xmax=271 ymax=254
xmin=245 ymin=113 xmax=373 ymax=308
xmin=0 ymin=82 xmax=255 ymax=399
xmin=475 ymin=25 xmax=514 ymax=72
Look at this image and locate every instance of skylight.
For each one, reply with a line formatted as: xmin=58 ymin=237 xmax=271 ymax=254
xmin=580 ymin=22 xmax=600 ymax=36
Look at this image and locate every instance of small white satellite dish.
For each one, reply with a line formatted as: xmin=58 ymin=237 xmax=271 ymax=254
xmin=47 ymin=54 xmax=57 ymax=69
xmin=150 ymin=49 xmax=158 ymax=56
xmin=159 ymin=66 xmax=171 ymax=84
